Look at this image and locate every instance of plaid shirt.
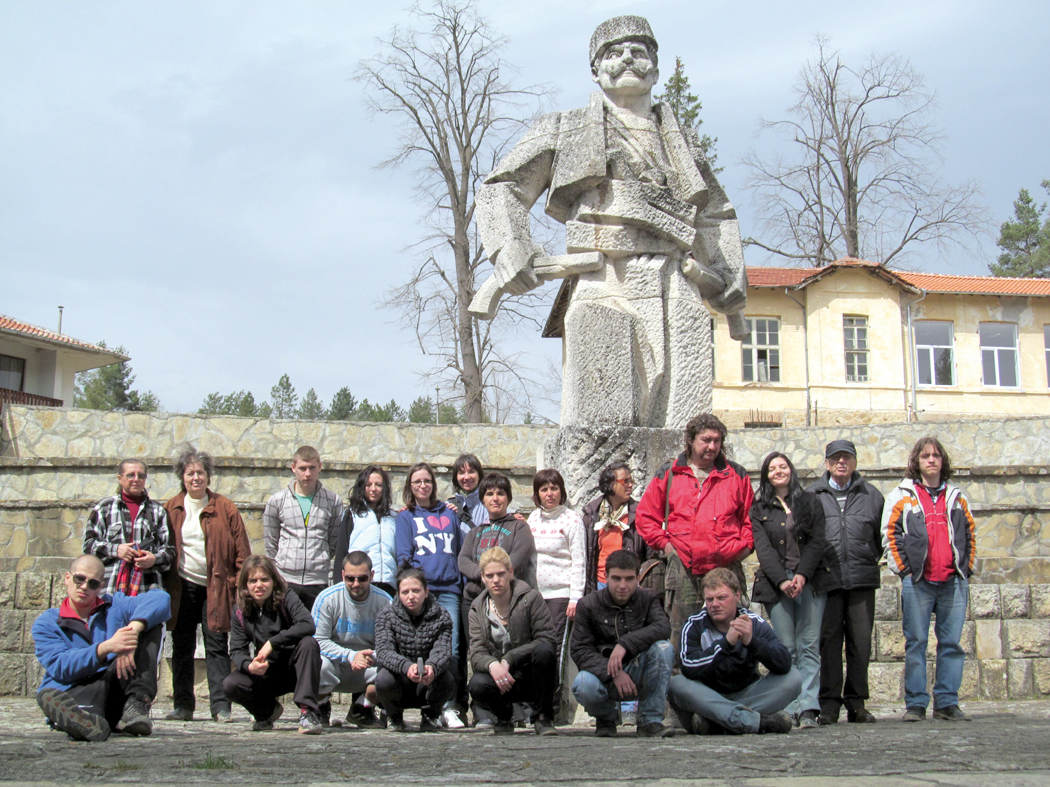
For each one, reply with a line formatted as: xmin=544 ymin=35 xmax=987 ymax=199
xmin=82 ymin=492 xmax=175 ymax=595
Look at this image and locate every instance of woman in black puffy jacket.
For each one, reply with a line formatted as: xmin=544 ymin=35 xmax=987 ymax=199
xmin=750 ymin=452 xmax=827 ymax=729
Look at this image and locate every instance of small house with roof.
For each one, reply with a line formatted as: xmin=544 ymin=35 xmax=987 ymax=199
xmin=712 ymin=260 xmax=1050 ymax=427
xmin=0 ymin=315 xmax=127 ymax=411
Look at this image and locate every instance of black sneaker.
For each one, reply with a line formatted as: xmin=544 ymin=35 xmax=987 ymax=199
xmin=595 ymin=720 xmax=617 ymax=737
xmin=298 ymin=708 xmax=323 ymax=735
xmin=903 ymin=706 xmax=926 ymax=722
xmin=37 ymin=688 xmax=111 ymax=742
xmin=493 ymin=720 xmax=515 ymax=735
xmin=346 ymin=703 xmax=381 ymax=728
xmin=847 ymin=708 xmax=877 ymax=723
xmin=164 ymin=707 xmax=193 ymax=721
xmin=317 ymin=700 xmax=331 ymax=728
xmin=120 ymin=697 xmax=153 ymax=737
xmin=533 ymin=717 xmax=558 ymax=736
xmin=388 ymin=713 xmax=407 ymax=732
xmin=636 ymin=722 xmax=675 ymax=738
xmin=419 ymin=713 xmax=442 ymax=732
xmin=252 ymin=702 xmax=283 ymax=731
xmin=933 ymin=705 xmax=971 ymax=721
xmin=758 ymin=711 xmax=793 ymax=734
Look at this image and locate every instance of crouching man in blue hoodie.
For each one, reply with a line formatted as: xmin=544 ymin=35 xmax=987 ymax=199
xmin=32 ymin=555 xmax=171 ymax=741
xmin=668 ymin=567 xmax=800 ymax=735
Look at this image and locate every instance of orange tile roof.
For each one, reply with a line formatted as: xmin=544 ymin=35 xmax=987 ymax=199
xmin=0 ymin=315 xmax=129 ymax=358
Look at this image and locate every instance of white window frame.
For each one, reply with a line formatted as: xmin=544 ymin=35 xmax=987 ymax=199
xmin=980 ymin=322 xmax=1020 ymax=388
xmin=914 ymin=321 xmax=955 ymax=387
xmin=843 ymin=315 xmax=869 ymax=383
xmin=741 ymin=317 xmax=780 ymax=383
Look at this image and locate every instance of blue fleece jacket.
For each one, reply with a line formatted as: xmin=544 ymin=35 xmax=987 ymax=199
xmin=395 ymin=502 xmax=463 ymax=594
xmin=33 ymin=589 xmax=171 ymax=692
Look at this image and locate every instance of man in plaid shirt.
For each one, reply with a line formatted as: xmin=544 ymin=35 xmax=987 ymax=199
xmin=83 ymin=459 xmax=175 ymax=595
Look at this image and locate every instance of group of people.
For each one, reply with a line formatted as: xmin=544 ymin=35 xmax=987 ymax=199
xmin=33 ymin=413 xmax=977 ymax=742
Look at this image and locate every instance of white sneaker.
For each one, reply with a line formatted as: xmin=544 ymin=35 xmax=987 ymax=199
xmin=442 ymin=708 xmax=466 ymax=729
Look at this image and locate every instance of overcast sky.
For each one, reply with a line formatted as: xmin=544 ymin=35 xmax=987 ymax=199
xmin=3 ymin=0 xmax=1048 ymax=423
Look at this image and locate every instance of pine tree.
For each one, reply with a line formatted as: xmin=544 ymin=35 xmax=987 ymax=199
xmin=990 ymin=181 xmax=1050 ymax=278
xmin=407 ymin=396 xmax=435 ymax=423
xmin=73 ymin=342 xmax=160 ymax=412
xmin=269 ymin=374 xmax=298 ymax=419
xmin=327 ymin=387 xmax=358 ymax=421
xmin=655 ymin=56 xmax=720 ymax=171
xmin=297 ymin=388 xmax=328 ymax=420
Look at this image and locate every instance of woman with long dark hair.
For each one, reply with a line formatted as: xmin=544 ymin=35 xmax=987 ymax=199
xmin=222 ymin=555 xmax=324 ymax=734
xmin=750 ymin=452 xmax=827 ymax=729
xmin=332 ymin=465 xmax=397 ymax=595
xmin=373 ymin=565 xmax=455 ymax=732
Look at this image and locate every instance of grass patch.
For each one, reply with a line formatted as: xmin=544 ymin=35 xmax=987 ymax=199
xmin=191 ymin=752 xmax=236 ymax=771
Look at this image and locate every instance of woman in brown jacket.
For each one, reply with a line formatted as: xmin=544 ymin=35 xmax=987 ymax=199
xmin=163 ymin=446 xmax=251 ymax=722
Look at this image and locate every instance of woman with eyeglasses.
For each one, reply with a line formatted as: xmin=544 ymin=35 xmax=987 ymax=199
xmin=163 ymin=445 xmax=251 ymax=723
xmin=394 ymin=462 xmax=464 ymax=727
xmin=580 ymin=462 xmax=649 ymax=595
xmin=332 ymin=465 xmax=397 ymax=596
xmin=750 ymin=451 xmax=828 ymax=729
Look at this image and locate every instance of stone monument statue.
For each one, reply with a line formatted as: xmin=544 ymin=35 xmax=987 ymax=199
xmin=470 ymin=14 xmax=749 ymax=430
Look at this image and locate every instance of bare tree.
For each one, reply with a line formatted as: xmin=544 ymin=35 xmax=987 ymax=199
xmin=357 ymin=0 xmax=553 ymax=422
xmin=743 ymin=38 xmax=988 ymax=268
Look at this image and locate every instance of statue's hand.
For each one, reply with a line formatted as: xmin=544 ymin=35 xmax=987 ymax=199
xmin=469 ymin=239 xmax=542 ymax=320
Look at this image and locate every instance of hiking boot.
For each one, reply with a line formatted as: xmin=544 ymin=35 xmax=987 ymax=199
xmin=252 ymin=702 xmax=283 ymax=731
xmin=534 ymin=717 xmax=558 ymax=736
xmin=120 ymin=697 xmax=153 ymax=736
xmin=212 ymin=708 xmax=234 ymax=723
xmin=37 ymin=688 xmax=111 ymax=742
xmin=758 ymin=711 xmax=793 ymax=734
xmin=636 ymin=722 xmax=675 ymax=738
xmin=903 ymin=706 xmax=926 ymax=722
xmin=847 ymin=708 xmax=877 ymax=723
xmin=298 ymin=708 xmax=323 ymax=735
xmin=933 ymin=705 xmax=971 ymax=721
xmin=164 ymin=707 xmax=193 ymax=721
xmin=493 ymin=720 xmax=516 ymax=735
xmin=419 ymin=713 xmax=443 ymax=732
xmin=595 ymin=720 xmax=617 ymax=737
xmin=388 ymin=713 xmax=407 ymax=732
xmin=798 ymin=710 xmax=819 ymax=729
xmin=346 ymin=703 xmax=381 ymax=728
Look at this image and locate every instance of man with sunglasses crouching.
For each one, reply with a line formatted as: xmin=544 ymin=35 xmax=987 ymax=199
xmin=32 ymin=555 xmax=171 ymax=741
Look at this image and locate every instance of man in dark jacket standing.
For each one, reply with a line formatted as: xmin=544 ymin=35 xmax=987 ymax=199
xmin=668 ymin=567 xmax=799 ymax=734
xmin=807 ymin=439 xmax=884 ymax=725
xmin=570 ymin=550 xmax=675 ymax=737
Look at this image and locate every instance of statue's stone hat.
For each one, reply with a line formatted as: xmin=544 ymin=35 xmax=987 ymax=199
xmin=589 ymin=15 xmax=658 ymax=66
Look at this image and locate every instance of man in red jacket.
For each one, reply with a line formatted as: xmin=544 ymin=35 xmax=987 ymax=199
xmin=636 ymin=413 xmax=754 ymax=654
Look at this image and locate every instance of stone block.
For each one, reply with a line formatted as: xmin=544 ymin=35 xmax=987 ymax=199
xmin=975 ymin=619 xmax=1003 ymax=660
xmin=875 ymin=585 xmax=899 ymax=621
xmin=969 ymin=584 xmax=1001 ymax=619
xmin=24 ymin=610 xmax=48 ymax=652
xmin=959 ymin=620 xmax=976 ymax=656
xmin=1008 ymin=658 xmax=1034 ymax=698
xmin=25 ymin=659 xmax=43 ymax=695
xmin=0 ymin=654 xmax=27 ymax=695
xmin=1004 ymin=619 xmax=1050 ymax=658
xmin=0 ymin=609 xmax=25 ymax=652
xmin=1031 ymin=585 xmax=1050 ymax=618
xmin=875 ymin=621 xmax=905 ymax=661
xmin=14 ymin=573 xmax=51 ymax=610
xmin=0 ymin=572 xmax=15 ymax=607
xmin=868 ymin=661 xmax=903 ymax=703
xmin=979 ymin=659 xmax=1008 ymax=699
xmin=958 ymin=660 xmax=980 ymax=700
xmin=1033 ymin=658 xmax=1050 ymax=695
xmin=1001 ymin=584 xmax=1031 ymax=618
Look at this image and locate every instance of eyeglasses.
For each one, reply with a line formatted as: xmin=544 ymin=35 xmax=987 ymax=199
xmin=343 ymin=574 xmax=371 ymax=584
xmin=71 ymin=574 xmax=103 ymax=590
xmin=122 ymin=472 xmax=147 ymax=480
xmin=615 ymin=478 xmax=634 ymax=487
xmin=410 ymin=479 xmax=433 ymax=487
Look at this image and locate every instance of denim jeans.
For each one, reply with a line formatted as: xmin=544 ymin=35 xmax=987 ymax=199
xmin=668 ymin=667 xmax=802 ymax=734
xmin=901 ymin=574 xmax=968 ymax=710
xmin=432 ymin=591 xmax=461 ymax=659
xmin=766 ymin=573 xmax=826 ymax=716
xmin=571 ymin=640 xmax=673 ymax=725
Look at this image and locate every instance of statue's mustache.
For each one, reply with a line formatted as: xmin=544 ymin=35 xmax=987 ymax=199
xmin=608 ymin=62 xmax=651 ymax=78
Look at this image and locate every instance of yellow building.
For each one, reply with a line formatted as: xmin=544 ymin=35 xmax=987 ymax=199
xmin=713 ymin=260 xmax=1050 ymax=427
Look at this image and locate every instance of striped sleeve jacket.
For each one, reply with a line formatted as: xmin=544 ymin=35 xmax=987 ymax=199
xmin=678 ymin=606 xmax=792 ymax=695
xmin=881 ymin=478 xmax=977 ymax=580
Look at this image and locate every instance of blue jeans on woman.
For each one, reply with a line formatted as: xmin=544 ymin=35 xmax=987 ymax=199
xmin=766 ymin=571 xmax=826 ymax=717
xmin=901 ymin=574 xmax=968 ymax=711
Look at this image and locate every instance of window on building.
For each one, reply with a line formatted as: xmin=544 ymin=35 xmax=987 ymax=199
xmin=0 ymin=354 xmax=26 ymax=392
xmin=980 ymin=322 xmax=1019 ymax=387
xmin=742 ymin=317 xmax=780 ymax=382
xmin=843 ymin=316 xmax=869 ymax=382
xmin=915 ymin=321 xmax=955 ymax=386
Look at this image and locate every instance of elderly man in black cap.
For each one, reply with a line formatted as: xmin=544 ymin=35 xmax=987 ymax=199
xmin=806 ymin=439 xmax=884 ymax=725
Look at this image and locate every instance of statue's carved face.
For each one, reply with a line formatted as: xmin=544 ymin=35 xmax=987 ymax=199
xmin=592 ymin=39 xmax=659 ymax=99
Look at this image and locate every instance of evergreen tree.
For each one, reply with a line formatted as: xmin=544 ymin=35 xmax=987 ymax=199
xmin=375 ymin=399 xmax=407 ymax=422
xmin=297 ymin=388 xmax=328 ymax=420
xmin=73 ymin=342 xmax=160 ymax=412
xmin=327 ymin=387 xmax=358 ymax=421
xmin=198 ymin=389 xmax=271 ymax=417
xmin=407 ymin=396 xmax=435 ymax=423
xmin=990 ymin=181 xmax=1050 ymax=278
xmin=437 ymin=401 xmax=462 ymax=424
xmin=269 ymin=374 xmax=298 ymax=419
xmin=655 ymin=56 xmax=720 ymax=171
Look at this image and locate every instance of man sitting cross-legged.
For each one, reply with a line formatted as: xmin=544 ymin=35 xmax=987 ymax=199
xmin=669 ymin=567 xmax=800 ymax=735
xmin=33 ymin=555 xmax=171 ymax=741
xmin=312 ymin=550 xmax=392 ymax=727
xmin=570 ymin=549 xmax=675 ymax=738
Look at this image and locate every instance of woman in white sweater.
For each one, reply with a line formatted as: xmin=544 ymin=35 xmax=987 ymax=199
xmin=526 ymin=468 xmax=586 ymax=647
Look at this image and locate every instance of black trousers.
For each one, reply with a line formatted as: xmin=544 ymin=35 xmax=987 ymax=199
xmin=375 ymin=667 xmax=454 ymax=719
xmin=170 ymin=578 xmax=231 ymax=715
xmin=44 ymin=624 xmax=162 ymax=729
xmin=468 ymin=640 xmax=557 ymax=722
xmin=222 ymin=637 xmax=321 ymax=720
xmin=819 ymin=587 xmax=876 ymax=714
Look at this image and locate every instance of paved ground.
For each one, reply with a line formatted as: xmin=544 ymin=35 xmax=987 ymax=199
xmin=1 ymin=698 xmax=1049 ymax=786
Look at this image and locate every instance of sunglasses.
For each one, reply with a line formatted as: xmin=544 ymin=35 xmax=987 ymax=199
xmin=71 ymin=574 xmax=103 ymax=590
xmin=343 ymin=574 xmax=371 ymax=584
